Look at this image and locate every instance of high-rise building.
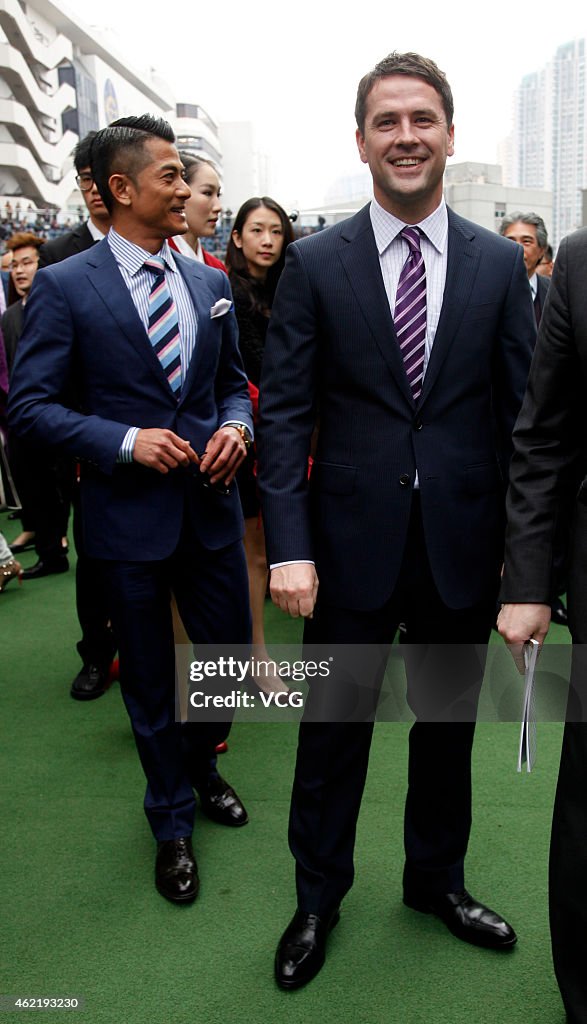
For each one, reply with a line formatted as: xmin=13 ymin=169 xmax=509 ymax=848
xmin=0 ymin=0 xmax=220 ymax=215
xmin=508 ymin=39 xmax=585 ymax=247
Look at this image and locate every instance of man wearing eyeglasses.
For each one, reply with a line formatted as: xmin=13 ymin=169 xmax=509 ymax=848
xmin=2 ymin=232 xmax=69 ymax=579
xmin=39 ymin=132 xmax=111 ymax=268
xmin=39 ymin=134 xmax=116 ymax=701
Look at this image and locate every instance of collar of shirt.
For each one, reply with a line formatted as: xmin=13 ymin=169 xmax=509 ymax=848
xmin=107 ymin=227 xmax=178 ymax=276
xmin=528 ymin=273 xmax=538 ymax=299
xmin=170 ymin=234 xmax=204 ymax=263
xmin=369 ymin=196 xmax=448 ymax=256
xmin=86 ymin=218 xmax=107 ymax=243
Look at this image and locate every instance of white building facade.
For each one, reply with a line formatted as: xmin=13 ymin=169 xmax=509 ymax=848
xmin=0 ymin=0 xmax=220 ymax=214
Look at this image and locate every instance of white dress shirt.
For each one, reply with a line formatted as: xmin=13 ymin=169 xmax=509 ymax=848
xmin=272 ymin=198 xmax=450 ymax=569
xmin=369 ymin=195 xmax=449 ymax=379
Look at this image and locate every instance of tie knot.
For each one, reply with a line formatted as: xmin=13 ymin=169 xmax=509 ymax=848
xmin=401 ymin=226 xmax=421 ymax=253
xmin=144 ymin=256 xmax=166 ymax=277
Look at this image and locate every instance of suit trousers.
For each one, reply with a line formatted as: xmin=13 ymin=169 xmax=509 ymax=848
xmin=291 ymin=495 xmax=496 ymax=915
xmin=71 ymin=479 xmax=116 ymax=671
xmin=8 ymin=432 xmax=68 ymax=561
xmin=549 ymin=638 xmax=587 ymax=1024
xmin=100 ymin=524 xmax=250 ymax=841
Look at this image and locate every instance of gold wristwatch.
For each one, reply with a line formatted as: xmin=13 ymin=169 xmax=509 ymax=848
xmin=231 ymin=424 xmax=252 ymax=450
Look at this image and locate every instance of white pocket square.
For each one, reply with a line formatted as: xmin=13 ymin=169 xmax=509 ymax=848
xmin=210 ymin=298 xmax=233 ymax=318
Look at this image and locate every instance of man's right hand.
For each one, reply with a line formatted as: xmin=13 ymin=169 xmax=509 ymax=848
xmin=133 ymin=428 xmax=198 ymax=474
xmin=497 ymin=602 xmax=552 ymax=673
xmin=270 ymin=563 xmax=319 ymax=619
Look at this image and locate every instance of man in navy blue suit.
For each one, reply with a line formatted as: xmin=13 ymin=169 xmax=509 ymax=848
xmin=9 ymin=116 xmax=253 ymax=903
xmin=258 ymin=52 xmax=536 ymax=989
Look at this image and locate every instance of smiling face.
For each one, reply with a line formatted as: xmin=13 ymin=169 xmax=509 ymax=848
xmin=109 ymin=137 xmax=191 ymax=252
xmin=184 ymin=162 xmax=222 ymax=242
xmin=231 ymin=205 xmax=285 ymax=280
xmin=356 ymin=74 xmax=454 ymax=222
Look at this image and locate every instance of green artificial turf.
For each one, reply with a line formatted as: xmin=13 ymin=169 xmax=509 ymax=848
xmin=0 ymin=510 xmax=567 ymax=1023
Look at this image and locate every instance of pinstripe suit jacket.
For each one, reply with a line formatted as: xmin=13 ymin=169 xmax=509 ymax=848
xmin=8 ymin=238 xmax=252 ymax=561
xmin=258 ymin=204 xmax=535 ymax=611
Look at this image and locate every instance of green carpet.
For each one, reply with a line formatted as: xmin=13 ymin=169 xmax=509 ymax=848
xmin=0 ymin=510 xmax=567 ymax=1023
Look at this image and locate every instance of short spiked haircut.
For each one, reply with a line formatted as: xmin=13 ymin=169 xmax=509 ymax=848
xmin=90 ymin=114 xmax=176 ymax=213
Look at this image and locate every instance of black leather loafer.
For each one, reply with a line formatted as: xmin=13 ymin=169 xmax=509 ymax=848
xmin=196 ymin=775 xmax=248 ymax=827
xmin=21 ymin=557 xmax=69 ymax=580
xmin=404 ymin=889 xmax=517 ymax=949
xmin=70 ymin=663 xmax=109 ymax=701
xmin=275 ymin=907 xmax=340 ymax=990
xmin=155 ymin=837 xmax=199 ymax=904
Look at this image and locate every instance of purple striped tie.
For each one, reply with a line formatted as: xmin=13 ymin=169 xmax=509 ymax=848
xmin=394 ymin=227 xmax=426 ymax=401
xmin=144 ymin=256 xmax=182 ymax=394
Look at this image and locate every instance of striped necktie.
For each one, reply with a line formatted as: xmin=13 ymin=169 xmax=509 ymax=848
xmin=144 ymin=256 xmax=182 ymax=394
xmin=394 ymin=226 xmax=427 ymax=401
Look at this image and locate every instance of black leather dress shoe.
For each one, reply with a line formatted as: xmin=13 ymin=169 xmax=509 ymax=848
xmin=155 ymin=837 xmax=199 ymax=904
xmin=275 ymin=907 xmax=340 ymax=990
xmin=196 ymin=774 xmax=248 ymax=827
xmin=21 ymin=557 xmax=69 ymax=580
xmin=70 ymin=664 xmax=109 ymax=701
xmin=9 ymin=539 xmax=36 ymax=554
xmin=404 ymin=889 xmax=517 ymax=950
xmin=551 ymin=597 xmax=569 ymax=627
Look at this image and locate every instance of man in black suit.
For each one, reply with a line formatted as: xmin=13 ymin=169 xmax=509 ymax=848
xmin=2 ymin=232 xmax=69 ymax=578
xmin=258 ymin=51 xmax=536 ymax=990
xmin=499 ymin=212 xmax=550 ymax=329
xmin=39 ymin=133 xmax=111 ymax=268
xmin=499 ymin=212 xmax=569 ymax=627
xmin=498 ymin=228 xmax=587 ymax=1024
xmin=39 ymin=133 xmax=115 ymax=700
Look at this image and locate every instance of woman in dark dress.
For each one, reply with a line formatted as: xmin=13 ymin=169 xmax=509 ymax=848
xmin=226 ymin=198 xmax=294 ymax=689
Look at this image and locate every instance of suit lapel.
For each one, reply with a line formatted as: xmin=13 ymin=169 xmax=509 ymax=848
xmin=175 ymin=256 xmax=212 ymax=403
xmin=73 ymin=225 xmax=93 ymax=254
xmin=85 ymin=239 xmax=175 ymax=396
xmin=338 ymin=208 xmax=414 ymax=408
xmin=418 ymin=212 xmax=481 ymax=406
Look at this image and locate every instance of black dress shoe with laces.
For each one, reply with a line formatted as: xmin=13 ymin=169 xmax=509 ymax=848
xmin=155 ymin=837 xmax=199 ymax=904
xmin=195 ymin=774 xmax=248 ymax=827
xmin=275 ymin=907 xmax=340 ymax=990
xmin=21 ymin=557 xmax=69 ymax=580
xmin=404 ymin=888 xmax=517 ymax=949
xmin=70 ymin=663 xmax=109 ymax=701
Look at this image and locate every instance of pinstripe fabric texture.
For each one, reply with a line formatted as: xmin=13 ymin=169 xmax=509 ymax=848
xmin=144 ymin=256 xmax=182 ymax=394
xmin=394 ymin=227 xmax=426 ymax=399
xmin=107 ymin=229 xmax=197 ymax=382
xmin=370 ymin=197 xmax=448 ymax=380
xmin=107 ymin=229 xmax=199 ymax=462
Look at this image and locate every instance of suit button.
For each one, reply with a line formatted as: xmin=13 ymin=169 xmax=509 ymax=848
xmin=399 ymin=474 xmax=410 ymax=486
xmin=413 ymin=418 xmax=423 ymax=431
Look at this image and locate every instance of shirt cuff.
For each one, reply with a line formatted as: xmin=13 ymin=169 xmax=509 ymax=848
xmin=117 ymin=426 xmax=140 ymax=463
xmin=270 ymin=560 xmax=316 ymax=570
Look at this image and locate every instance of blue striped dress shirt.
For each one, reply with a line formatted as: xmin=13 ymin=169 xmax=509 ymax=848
xmin=108 ymin=229 xmax=198 ymax=462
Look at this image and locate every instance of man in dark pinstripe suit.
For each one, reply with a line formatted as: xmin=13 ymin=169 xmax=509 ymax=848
xmin=258 ymin=52 xmax=536 ymax=990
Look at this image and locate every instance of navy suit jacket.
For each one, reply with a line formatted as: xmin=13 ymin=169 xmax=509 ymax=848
xmin=8 ymin=238 xmax=252 ymax=561
xmin=258 ymin=204 xmax=536 ymax=611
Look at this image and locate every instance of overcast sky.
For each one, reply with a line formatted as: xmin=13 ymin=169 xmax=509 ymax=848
xmin=72 ymin=0 xmax=585 ymax=209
